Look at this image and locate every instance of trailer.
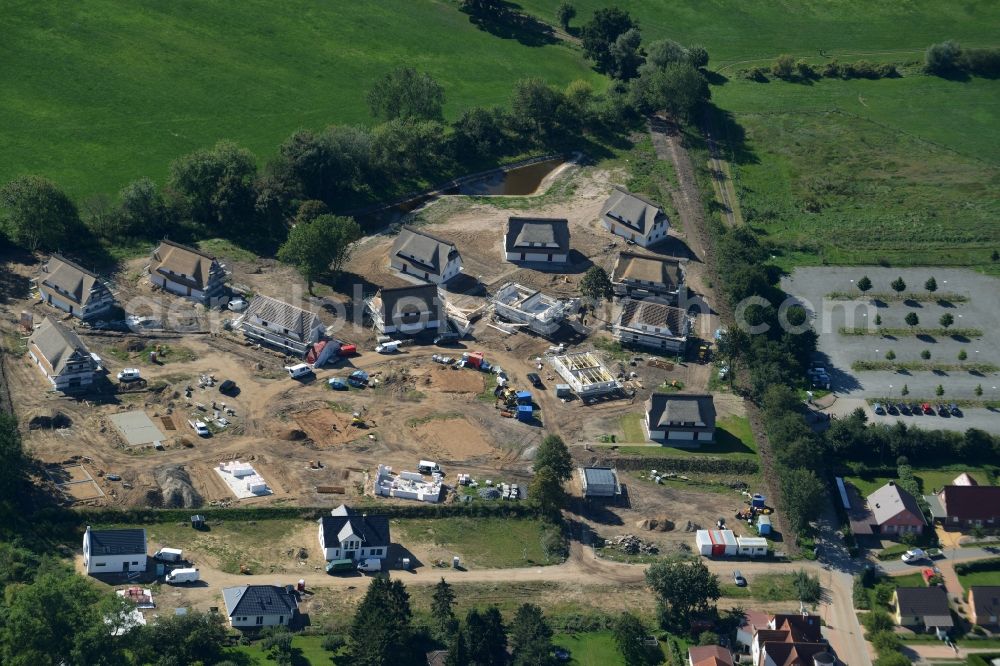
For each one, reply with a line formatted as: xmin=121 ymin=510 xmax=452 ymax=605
xmin=325 ymin=559 xmax=355 ymax=574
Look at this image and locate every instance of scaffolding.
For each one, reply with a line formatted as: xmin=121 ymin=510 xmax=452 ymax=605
xmin=549 ymin=351 xmax=620 ymax=396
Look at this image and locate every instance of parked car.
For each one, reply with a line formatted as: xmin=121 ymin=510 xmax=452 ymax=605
xmin=117 ymin=368 xmax=142 ymax=382
xmin=937 ymin=404 xmax=950 ymax=417
xmin=219 ymin=379 xmax=237 ymax=395
xmin=733 ymin=570 xmax=747 ymax=587
xmin=527 ymin=372 xmax=543 ymax=388
xmin=909 ymin=402 xmax=922 ymax=415
xmin=188 ymin=420 xmax=210 ymax=437
xmin=949 ymin=403 xmax=962 ymax=417
xmin=922 ymin=403 xmax=935 ymax=415
xmin=901 ymin=548 xmax=927 ymax=564
xmin=897 ymin=403 xmax=910 ymax=415
xmin=873 ymin=402 xmax=886 ymax=415
xmin=227 ymin=298 xmax=247 ymax=312
xmin=887 ymin=403 xmax=899 ymax=415
xmin=554 ymin=648 xmax=571 ymax=662
xmin=433 ymin=332 xmax=460 ymax=345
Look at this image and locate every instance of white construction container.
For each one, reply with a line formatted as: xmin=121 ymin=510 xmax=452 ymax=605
xmin=736 ymin=536 xmax=769 ymax=558
xmin=695 ymin=529 xmax=738 ymax=557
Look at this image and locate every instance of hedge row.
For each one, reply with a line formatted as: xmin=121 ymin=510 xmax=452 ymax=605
xmin=597 ymin=456 xmax=759 ymax=475
xmin=954 ymin=557 xmax=1000 ymax=576
xmin=64 ymin=501 xmax=545 ymax=527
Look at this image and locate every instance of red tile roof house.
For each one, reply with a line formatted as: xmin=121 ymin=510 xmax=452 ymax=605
xmin=866 ymin=481 xmax=926 ymax=537
xmin=925 ymin=485 xmax=1000 ymax=530
xmin=688 ymin=644 xmax=734 ymax=666
xmin=969 ymin=586 xmax=1000 ymax=628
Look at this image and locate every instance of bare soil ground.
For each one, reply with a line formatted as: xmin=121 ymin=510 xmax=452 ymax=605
xmin=0 ymin=164 xmax=738 ymax=515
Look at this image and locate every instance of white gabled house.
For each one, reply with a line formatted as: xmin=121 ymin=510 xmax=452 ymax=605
xmin=503 ymin=217 xmax=571 ymax=264
xmin=238 ymin=295 xmax=326 ymax=357
xmin=318 ymin=505 xmax=391 ymax=562
xmin=148 ymin=239 xmax=227 ymax=305
xmin=645 ymin=393 xmax=716 ymax=445
xmin=390 ymin=226 xmax=462 ymax=284
xmin=37 ymin=255 xmax=115 ymax=321
xmin=601 ymin=186 xmax=670 ymax=248
xmin=28 ymin=317 xmax=99 ymax=392
xmin=83 ymin=526 xmax=148 ymax=574
xmin=222 ymin=585 xmax=298 ymax=629
xmin=612 ymin=299 xmax=692 ymax=353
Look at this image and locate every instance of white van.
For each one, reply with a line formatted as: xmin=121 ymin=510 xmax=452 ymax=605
xmin=285 ymin=363 xmax=313 ymax=379
xmin=357 ymin=558 xmax=382 ymax=573
xmin=154 ymin=547 xmax=183 ymax=562
xmin=165 ymin=568 xmax=200 ymax=584
xmin=375 ymin=341 xmax=401 ymax=354
xmin=117 ymin=368 xmax=142 ymax=382
xmin=417 ymin=460 xmax=442 ymax=475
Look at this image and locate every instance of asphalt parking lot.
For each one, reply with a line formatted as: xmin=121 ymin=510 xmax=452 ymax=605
xmin=782 ymin=267 xmax=1000 ymax=433
xmin=827 ymin=397 xmax=1000 ymax=434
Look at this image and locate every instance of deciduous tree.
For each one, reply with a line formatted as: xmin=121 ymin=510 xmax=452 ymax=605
xmin=579 ymin=265 xmax=613 ymax=301
xmin=556 ymin=2 xmax=576 ymax=30
xmin=890 ymin=277 xmax=906 ymax=294
xmin=168 ymin=140 xmax=258 ymax=234
xmin=613 ymin=612 xmax=653 ymax=665
xmin=0 ymin=176 xmax=82 ymax=251
xmin=924 ymin=276 xmax=937 ymax=293
xmin=367 ymin=67 xmax=445 ymax=122
xmin=277 ymin=214 xmax=361 ymax=292
xmin=904 ymin=312 xmax=919 ymax=328
xmin=645 ymin=558 xmax=720 ymax=629
xmin=534 ymin=434 xmax=572 ymax=480
xmin=780 ymin=466 xmax=825 ymax=532
xmin=939 ymin=313 xmax=954 ymax=329
xmin=581 ymin=8 xmax=637 ymax=73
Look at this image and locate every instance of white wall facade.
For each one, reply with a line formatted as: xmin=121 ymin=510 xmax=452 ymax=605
xmin=603 ymin=219 xmax=669 ymax=248
xmin=230 ymin=613 xmax=291 ymax=628
xmin=83 ymin=533 xmax=147 ymax=574
xmin=317 ymin=524 xmax=388 ymax=561
xmin=391 ymin=256 xmax=462 ymax=284
xmin=504 ymin=250 xmax=569 ymax=263
xmin=29 ymin=350 xmax=96 ymax=391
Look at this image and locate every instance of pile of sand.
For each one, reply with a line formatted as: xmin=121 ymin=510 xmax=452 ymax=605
xmin=637 ymin=517 xmax=674 ymax=532
xmin=154 ymin=465 xmax=203 ymax=508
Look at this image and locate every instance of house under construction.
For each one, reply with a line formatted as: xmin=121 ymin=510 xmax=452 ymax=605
xmin=549 ymin=351 xmax=620 ymax=396
xmin=491 ymin=282 xmax=575 ymax=338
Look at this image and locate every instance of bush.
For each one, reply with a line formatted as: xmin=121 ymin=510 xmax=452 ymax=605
xmin=792 ymin=570 xmax=822 ymax=603
xmin=871 ymin=630 xmax=902 ymax=654
xmin=852 ymin=576 xmax=870 ymax=609
xmin=540 ymin=523 xmax=569 ymax=561
xmin=742 ymin=67 xmax=768 ymax=82
xmin=322 ymin=634 xmax=347 ymax=653
xmin=771 ymin=54 xmax=795 ymax=79
xmin=862 ymin=609 xmax=895 ymax=634
xmin=926 ymin=40 xmax=963 ymax=74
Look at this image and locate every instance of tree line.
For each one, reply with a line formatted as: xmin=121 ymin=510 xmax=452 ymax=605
xmin=925 ymin=40 xmax=1000 ymax=77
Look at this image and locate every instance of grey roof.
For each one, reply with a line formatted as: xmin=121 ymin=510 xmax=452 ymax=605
xmin=868 ymin=482 xmax=924 ymax=526
xmin=41 ymin=255 xmax=108 ymax=308
xmin=504 ymin=217 xmax=571 ymax=254
xmin=971 ymin=586 xmax=1000 ymax=621
xmin=895 ymin=587 xmax=953 ymax=625
xmin=150 ymin=239 xmax=224 ymax=290
xmin=88 ymin=528 xmax=146 ymax=556
xmin=244 ymin=295 xmax=324 ymax=338
xmin=645 ymin=393 xmax=716 ymax=429
xmin=583 ymin=467 xmax=617 ymax=487
xmin=612 ymin=251 xmax=683 ymax=288
xmin=618 ymin=299 xmax=690 ymax=336
xmin=392 ymin=226 xmax=459 ymax=275
xmin=372 ymin=283 xmax=440 ymax=319
xmin=601 ymin=186 xmax=667 ymax=236
xmin=320 ymin=512 xmax=390 ymax=549
xmin=223 ymin=585 xmax=297 ymax=618
xmin=29 ymin=317 xmax=96 ymax=376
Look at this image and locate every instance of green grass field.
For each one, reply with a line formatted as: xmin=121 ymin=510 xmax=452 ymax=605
xmin=719 ymin=573 xmax=805 ymax=601
xmin=957 ymin=560 xmax=1000 ymax=589
xmin=521 ymin=0 xmax=1000 ymax=64
xmin=3 ymin=0 xmax=602 ymax=199
xmin=227 ymin=634 xmax=336 ymax=665
xmin=552 ymin=631 xmax=631 ymax=666
xmin=716 ymin=86 xmax=1000 ymax=271
xmin=394 ymin=517 xmax=557 ymax=568
xmin=845 ymin=467 xmax=995 ymax=497
xmin=616 ymin=414 xmax=758 ymax=460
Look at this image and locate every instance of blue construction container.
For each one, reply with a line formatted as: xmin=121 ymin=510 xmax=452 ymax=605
xmin=757 ymin=514 xmax=772 ymax=536
xmin=751 ymin=494 xmax=766 ymax=508
xmin=516 ymin=405 xmax=533 ymax=422
xmin=516 ymin=391 xmax=532 ymax=405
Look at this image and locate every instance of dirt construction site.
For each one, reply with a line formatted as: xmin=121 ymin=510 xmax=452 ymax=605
xmin=0 ymin=163 xmax=734 ymax=517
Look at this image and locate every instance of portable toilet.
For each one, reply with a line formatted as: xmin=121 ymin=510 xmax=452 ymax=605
xmin=452 ymin=556 xmax=461 ymax=568
xmin=757 ymin=514 xmax=772 ymax=536
xmin=516 ymin=405 xmax=533 ymax=422
xmin=516 ymin=391 xmax=532 ymax=405
xmin=751 ymin=494 xmax=766 ymax=509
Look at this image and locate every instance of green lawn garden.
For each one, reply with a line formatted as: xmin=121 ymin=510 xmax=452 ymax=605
xmin=394 ymin=517 xmax=559 ymax=568
xmin=845 ymin=467 xmax=996 ymax=497
xmin=227 ymin=634 xmax=335 ymax=665
xmin=956 ymin=558 xmax=1000 ymax=589
xmin=2 ymin=0 xmax=602 ymax=199
xmin=616 ymin=414 xmax=758 ymax=460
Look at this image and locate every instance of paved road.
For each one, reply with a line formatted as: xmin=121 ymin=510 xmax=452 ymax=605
xmin=878 ymin=546 xmax=997 ymax=575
